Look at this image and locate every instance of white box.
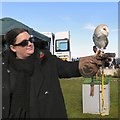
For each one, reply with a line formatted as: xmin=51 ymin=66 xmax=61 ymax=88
xmin=82 ymin=81 xmax=110 ymax=115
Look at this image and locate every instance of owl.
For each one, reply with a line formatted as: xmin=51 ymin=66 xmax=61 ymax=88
xmin=93 ymin=24 xmax=109 ymax=56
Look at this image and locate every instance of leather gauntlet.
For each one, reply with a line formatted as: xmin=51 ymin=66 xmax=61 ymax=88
xmin=79 ymin=53 xmax=115 ymax=78
xmin=79 ymin=56 xmax=102 ymax=78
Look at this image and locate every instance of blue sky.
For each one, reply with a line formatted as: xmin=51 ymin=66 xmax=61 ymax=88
xmin=1 ymin=2 xmax=119 ymax=58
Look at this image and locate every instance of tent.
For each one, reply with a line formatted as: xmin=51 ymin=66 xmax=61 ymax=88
xmin=0 ymin=17 xmax=51 ymax=52
xmin=0 ymin=17 xmax=50 ymax=42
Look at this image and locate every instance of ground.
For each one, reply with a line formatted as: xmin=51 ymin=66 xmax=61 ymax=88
xmin=60 ymin=77 xmax=119 ymax=119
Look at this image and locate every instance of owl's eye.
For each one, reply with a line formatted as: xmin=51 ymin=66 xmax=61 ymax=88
xmin=103 ymin=28 xmax=106 ymax=31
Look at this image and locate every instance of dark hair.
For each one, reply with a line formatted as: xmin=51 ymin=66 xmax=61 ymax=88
xmin=4 ymin=28 xmax=29 ymax=46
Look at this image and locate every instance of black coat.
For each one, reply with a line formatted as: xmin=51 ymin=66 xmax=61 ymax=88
xmin=2 ymin=49 xmax=81 ymax=119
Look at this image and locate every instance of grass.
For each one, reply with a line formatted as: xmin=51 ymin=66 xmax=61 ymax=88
xmin=60 ymin=77 xmax=119 ymax=119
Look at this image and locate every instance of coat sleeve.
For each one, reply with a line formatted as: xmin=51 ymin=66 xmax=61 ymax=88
xmin=53 ymin=56 xmax=81 ymax=78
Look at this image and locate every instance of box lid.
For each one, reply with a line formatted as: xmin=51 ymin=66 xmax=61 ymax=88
xmin=83 ymin=76 xmax=110 ymax=85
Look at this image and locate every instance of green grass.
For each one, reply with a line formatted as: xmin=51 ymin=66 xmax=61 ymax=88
xmin=60 ymin=77 xmax=119 ymax=119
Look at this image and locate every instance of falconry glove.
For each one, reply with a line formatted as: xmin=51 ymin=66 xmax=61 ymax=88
xmin=79 ymin=53 xmax=115 ymax=78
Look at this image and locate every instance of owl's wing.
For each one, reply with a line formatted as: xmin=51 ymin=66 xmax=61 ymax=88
xmin=93 ymin=34 xmax=97 ymax=44
xmin=104 ymin=37 xmax=109 ymax=49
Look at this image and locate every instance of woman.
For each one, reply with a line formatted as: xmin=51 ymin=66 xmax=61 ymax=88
xmin=2 ymin=28 xmax=106 ymax=119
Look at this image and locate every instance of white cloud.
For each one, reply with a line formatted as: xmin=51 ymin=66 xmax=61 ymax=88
xmin=83 ymin=23 xmax=96 ymax=31
xmin=111 ymin=28 xmax=120 ymax=32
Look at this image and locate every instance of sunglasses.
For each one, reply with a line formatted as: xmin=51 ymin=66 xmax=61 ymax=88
xmin=13 ymin=37 xmax=35 ymax=47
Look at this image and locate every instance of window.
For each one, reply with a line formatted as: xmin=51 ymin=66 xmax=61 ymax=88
xmin=55 ymin=39 xmax=70 ymax=52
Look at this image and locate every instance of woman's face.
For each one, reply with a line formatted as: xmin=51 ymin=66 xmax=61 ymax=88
xmin=10 ymin=31 xmax=34 ymax=59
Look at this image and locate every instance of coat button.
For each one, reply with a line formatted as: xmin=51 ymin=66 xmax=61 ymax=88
xmin=7 ymin=69 xmax=10 ymax=73
xmin=2 ymin=86 xmax=4 ymax=89
xmin=2 ymin=107 xmax=5 ymax=110
xmin=45 ymin=91 xmax=49 ymax=95
xmin=2 ymin=62 xmax=5 ymax=65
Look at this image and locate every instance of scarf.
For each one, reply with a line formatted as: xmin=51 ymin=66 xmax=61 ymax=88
xmin=7 ymin=51 xmax=36 ymax=118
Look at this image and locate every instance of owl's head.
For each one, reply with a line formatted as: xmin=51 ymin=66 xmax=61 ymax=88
xmin=95 ymin=24 xmax=109 ymax=37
